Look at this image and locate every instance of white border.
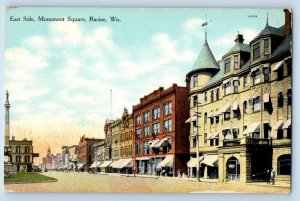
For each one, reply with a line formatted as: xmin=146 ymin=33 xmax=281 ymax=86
xmin=0 ymin=1 xmax=298 ymax=201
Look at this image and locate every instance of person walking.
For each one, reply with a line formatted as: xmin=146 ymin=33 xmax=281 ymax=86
xmin=266 ymin=169 xmax=271 ymax=185
xmin=270 ymin=168 xmax=276 ymax=185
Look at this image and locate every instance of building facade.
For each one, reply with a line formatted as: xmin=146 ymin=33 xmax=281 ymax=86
xmin=77 ymin=135 xmax=104 ymax=171
xmin=185 ymin=9 xmax=292 ymax=183
xmin=68 ymin=145 xmax=78 ymax=170
xmin=133 ymin=84 xmax=190 ymax=176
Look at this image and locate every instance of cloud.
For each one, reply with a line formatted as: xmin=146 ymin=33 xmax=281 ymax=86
xmin=184 ymin=18 xmax=206 ymax=32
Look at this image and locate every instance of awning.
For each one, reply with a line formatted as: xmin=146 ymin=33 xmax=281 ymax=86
xmin=221 ymin=103 xmax=231 ymax=113
xmin=117 ymin=158 xmax=133 ymax=169
xmin=263 ymin=93 xmax=270 ymax=103
xmin=212 ymin=109 xmax=221 ymax=117
xmin=273 ymin=120 xmax=284 ymax=130
xmin=222 ymin=78 xmax=231 ymax=85
xmin=99 ymin=160 xmax=112 ymax=168
xmin=284 ymin=56 xmax=291 ymax=61
xmin=211 ymin=132 xmax=219 ymax=139
xmin=90 ymin=161 xmax=101 ymax=168
xmin=206 ymin=132 xmax=215 ymax=140
xmin=109 ymin=160 xmax=120 ymax=168
xmin=282 ymin=118 xmax=291 ymax=129
xmin=150 ymin=139 xmax=160 ymax=148
xmin=155 ymin=137 xmax=171 ymax=147
xmin=187 ymin=156 xmax=204 ymax=167
xmin=243 ymin=122 xmax=260 ymax=134
xmin=185 ymin=115 xmax=197 ymax=123
xmin=157 ymin=155 xmax=174 ymax=167
xmin=136 ymin=157 xmax=150 ymax=160
xmin=185 ymin=117 xmax=191 ymax=123
xmin=77 ymin=163 xmax=85 ymax=170
xmin=191 ymin=115 xmax=197 ymax=122
xmin=207 ymin=111 xmax=214 ymax=118
xmin=232 ymin=77 xmax=239 ymax=81
xmin=232 ymin=102 xmax=239 ymax=111
xmin=201 ymin=155 xmax=218 ymax=167
xmin=262 ymin=63 xmax=270 ymax=68
xmin=251 ymin=66 xmax=260 ymax=73
xmin=272 ymin=60 xmax=284 ymax=72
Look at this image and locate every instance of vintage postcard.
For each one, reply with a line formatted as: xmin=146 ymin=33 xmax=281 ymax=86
xmin=3 ymin=7 xmax=292 ymax=193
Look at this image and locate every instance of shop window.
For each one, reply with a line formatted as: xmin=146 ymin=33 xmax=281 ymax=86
xmin=278 ymin=154 xmax=291 ymax=175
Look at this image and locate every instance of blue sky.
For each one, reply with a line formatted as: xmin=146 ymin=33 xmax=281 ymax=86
xmin=4 ymin=8 xmax=285 ymax=159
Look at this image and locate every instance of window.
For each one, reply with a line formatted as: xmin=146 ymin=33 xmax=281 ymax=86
xmin=16 ymin=155 xmax=21 ymax=162
xmin=253 ymin=42 xmax=260 ymax=60
xmin=204 ymin=133 xmax=207 ymax=144
xmin=204 ymin=113 xmax=207 ymax=124
xmin=210 ymin=117 xmax=214 ymax=124
xmin=233 ymin=80 xmax=239 ymax=93
xmin=243 ymin=101 xmax=248 ymax=113
xmin=278 ymin=154 xmax=291 ymax=175
xmin=225 ymin=58 xmax=231 ymax=73
xmin=204 ymin=92 xmax=207 ymax=102
xmin=143 ymin=111 xmax=150 ymax=123
xmin=164 ymin=119 xmax=172 ymax=132
xmin=253 ymin=97 xmax=261 ymax=112
xmin=287 ymin=89 xmax=292 ymax=106
xmin=136 ymin=128 xmax=141 ymax=139
xmin=224 ymin=112 xmax=230 ymax=120
xmin=193 ymin=75 xmax=198 ymax=87
xmin=224 ymin=82 xmax=231 ymax=95
xmin=164 ymin=102 xmax=172 ymax=115
xmin=278 ymin=91 xmax=284 ymax=107
xmin=216 ymin=88 xmax=220 ymax=100
xmin=277 ymin=66 xmax=283 ymax=80
xmin=152 ymin=123 xmax=160 ymax=135
xmin=210 ymin=91 xmax=214 ymax=102
xmin=136 ymin=115 xmax=141 ymax=125
xmin=216 ymin=116 xmax=219 ymax=124
xmin=192 ymin=136 xmax=197 ymax=147
xmin=232 ymin=128 xmax=239 ymax=139
xmin=264 ymin=39 xmax=269 ymax=55
xmin=243 ymin=75 xmax=248 ymax=87
xmin=15 ymin=146 xmax=21 ymax=153
xmin=144 ymin=126 xmax=149 ymax=137
xmin=153 ymin=107 xmax=160 ymax=119
xmin=253 ymin=69 xmax=260 ymax=85
xmin=193 ymin=95 xmax=198 ymax=107
xmin=263 ymin=67 xmax=270 ymax=82
xmin=224 ymin=130 xmax=231 ymax=140
xmin=193 ymin=121 xmax=197 ymax=133
xmin=144 ymin=141 xmax=150 ymax=154
xmin=233 ymin=110 xmax=239 ymax=118
xmin=136 ymin=143 xmax=141 ymax=155
xmin=234 ymin=55 xmax=239 ymax=70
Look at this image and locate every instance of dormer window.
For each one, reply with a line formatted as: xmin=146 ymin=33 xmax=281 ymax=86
xmin=234 ymin=55 xmax=239 ymax=70
xmin=264 ymin=39 xmax=270 ymax=55
xmin=225 ymin=58 xmax=231 ymax=73
xmin=253 ymin=42 xmax=260 ymax=60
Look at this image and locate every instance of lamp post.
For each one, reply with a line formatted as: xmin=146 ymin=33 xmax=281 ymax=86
xmin=194 ymin=101 xmax=202 ymax=182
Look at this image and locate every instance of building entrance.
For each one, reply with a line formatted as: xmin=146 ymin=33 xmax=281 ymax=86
xmin=227 ymin=157 xmax=240 ymax=180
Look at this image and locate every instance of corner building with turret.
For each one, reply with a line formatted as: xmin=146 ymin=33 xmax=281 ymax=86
xmin=185 ymin=9 xmax=292 ymax=183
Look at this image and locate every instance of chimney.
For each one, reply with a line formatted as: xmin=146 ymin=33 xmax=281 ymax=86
xmin=234 ymin=34 xmax=244 ymax=43
xmin=284 ymin=9 xmax=292 ymax=36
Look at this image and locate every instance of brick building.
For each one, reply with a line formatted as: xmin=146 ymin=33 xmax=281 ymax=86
xmin=185 ymin=9 xmax=292 ymax=183
xmin=133 ymin=84 xmax=189 ymax=176
xmin=77 ymin=135 xmax=104 ymax=171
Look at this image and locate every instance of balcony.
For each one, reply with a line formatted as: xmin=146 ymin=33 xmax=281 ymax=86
xmin=222 ymin=137 xmax=271 ymax=147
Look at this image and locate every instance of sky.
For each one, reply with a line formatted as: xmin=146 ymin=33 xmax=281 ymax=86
xmin=4 ymin=8 xmax=285 ymax=163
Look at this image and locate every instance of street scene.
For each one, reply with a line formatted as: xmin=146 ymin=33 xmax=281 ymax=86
xmin=4 ymin=8 xmax=291 ymax=193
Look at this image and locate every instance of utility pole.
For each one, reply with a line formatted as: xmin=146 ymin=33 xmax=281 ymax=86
xmin=195 ymin=101 xmax=201 ymax=182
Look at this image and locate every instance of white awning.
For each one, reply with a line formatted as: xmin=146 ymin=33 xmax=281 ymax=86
xmin=262 ymin=63 xmax=270 ymax=68
xmin=232 ymin=102 xmax=239 ymax=111
xmin=191 ymin=115 xmax=197 ymax=122
xmin=232 ymin=77 xmax=239 ymax=81
xmin=212 ymin=109 xmax=221 ymax=117
xmin=89 ymin=161 xmax=99 ymax=168
xmin=187 ymin=156 xmax=204 ymax=168
xmin=150 ymin=139 xmax=160 ymax=148
xmin=201 ymin=155 xmax=218 ymax=167
xmin=243 ymin=122 xmax=260 ymax=134
xmin=185 ymin=117 xmax=191 ymax=123
xmin=273 ymin=120 xmax=284 ymax=130
xmin=251 ymin=66 xmax=260 ymax=73
xmin=77 ymin=163 xmax=85 ymax=170
xmin=282 ymin=118 xmax=291 ymax=129
xmin=136 ymin=157 xmax=150 ymax=160
xmin=221 ymin=103 xmax=231 ymax=113
xmin=284 ymin=56 xmax=291 ymax=61
xmin=185 ymin=115 xmax=197 ymax=123
xmin=207 ymin=111 xmax=214 ymax=118
xmin=117 ymin=158 xmax=133 ymax=169
xmin=222 ymin=78 xmax=231 ymax=85
xmin=155 ymin=137 xmax=171 ymax=147
xmin=211 ymin=132 xmax=219 ymax=139
xmin=157 ymin=155 xmax=174 ymax=167
xmin=263 ymin=93 xmax=270 ymax=103
xmin=206 ymin=132 xmax=215 ymax=140
xmin=109 ymin=160 xmax=120 ymax=168
xmin=99 ymin=160 xmax=112 ymax=168
xmin=272 ymin=60 xmax=284 ymax=72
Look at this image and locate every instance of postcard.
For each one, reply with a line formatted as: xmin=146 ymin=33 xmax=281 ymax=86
xmin=3 ymin=7 xmax=292 ymax=193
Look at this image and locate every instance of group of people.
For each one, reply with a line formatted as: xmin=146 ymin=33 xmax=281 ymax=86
xmin=266 ymin=168 xmax=276 ymax=185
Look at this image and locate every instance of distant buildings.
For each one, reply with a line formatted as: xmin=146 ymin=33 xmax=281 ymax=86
xmin=133 ymin=84 xmax=189 ymax=176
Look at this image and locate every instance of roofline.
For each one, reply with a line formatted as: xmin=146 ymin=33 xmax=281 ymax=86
xmin=186 ymin=68 xmax=220 ymax=79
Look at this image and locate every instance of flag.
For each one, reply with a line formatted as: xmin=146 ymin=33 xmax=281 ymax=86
xmin=201 ymin=22 xmax=208 ymax=27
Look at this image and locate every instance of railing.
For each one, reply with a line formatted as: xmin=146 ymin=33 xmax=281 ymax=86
xmin=223 ymin=137 xmax=271 ymax=147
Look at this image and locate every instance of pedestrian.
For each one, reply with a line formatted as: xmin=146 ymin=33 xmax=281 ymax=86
xmin=162 ymin=169 xmax=166 ymax=176
xmin=266 ymin=169 xmax=271 ymax=185
xmin=270 ymin=168 xmax=276 ymax=185
xmin=177 ymin=169 xmax=181 ymax=178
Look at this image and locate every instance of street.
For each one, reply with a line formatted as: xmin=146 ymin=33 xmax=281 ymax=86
xmin=4 ymin=172 xmax=290 ymax=193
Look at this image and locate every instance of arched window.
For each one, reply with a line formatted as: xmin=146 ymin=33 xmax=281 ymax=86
xmin=243 ymin=101 xmax=247 ymax=113
xmin=223 ymin=129 xmax=231 ymax=140
xmin=204 ymin=113 xmax=207 ymax=124
xmin=287 ymin=89 xmax=292 ymax=106
xmin=278 ymin=91 xmax=284 ymax=107
xmin=278 ymin=154 xmax=291 ymax=175
xmin=227 ymin=156 xmax=240 ymax=180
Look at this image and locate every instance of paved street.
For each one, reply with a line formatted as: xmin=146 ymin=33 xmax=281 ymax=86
xmin=4 ymin=172 xmax=290 ymax=193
